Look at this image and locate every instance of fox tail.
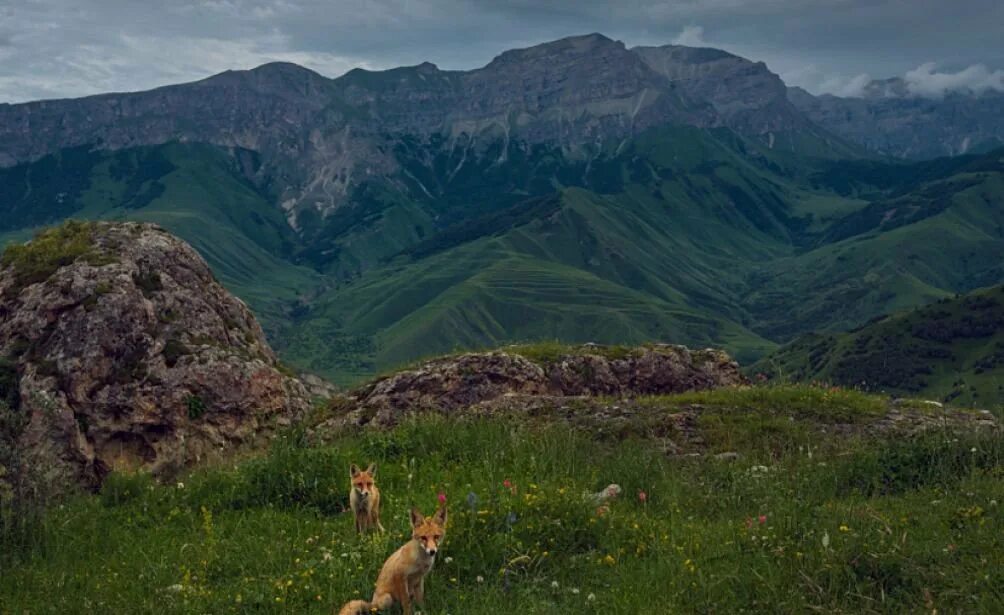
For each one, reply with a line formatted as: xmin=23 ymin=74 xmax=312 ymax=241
xmin=337 ymin=593 xmax=393 ymax=614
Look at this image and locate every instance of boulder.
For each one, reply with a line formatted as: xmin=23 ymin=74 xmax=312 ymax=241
xmin=0 ymin=221 xmax=310 ymax=489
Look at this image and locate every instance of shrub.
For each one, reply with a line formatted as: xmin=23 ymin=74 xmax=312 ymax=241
xmin=186 ymin=395 xmax=207 ymax=420
xmin=1 ymin=221 xmax=116 ymax=296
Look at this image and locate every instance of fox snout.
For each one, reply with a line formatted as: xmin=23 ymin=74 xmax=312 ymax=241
xmin=425 ymin=547 xmax=437 ymax=557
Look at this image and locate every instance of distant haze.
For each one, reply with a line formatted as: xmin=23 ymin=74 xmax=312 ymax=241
xmin=1 ymin=0 xmax=1002 ymax=103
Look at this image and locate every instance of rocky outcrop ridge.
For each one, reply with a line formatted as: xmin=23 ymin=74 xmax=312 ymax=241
xmin=0 ymin=221 xmax=310 ymax=489
xmin=329 ymin=344 xmax=744 ymax=427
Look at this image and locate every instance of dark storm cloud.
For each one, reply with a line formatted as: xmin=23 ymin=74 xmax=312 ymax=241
xmin=0 ymin=0 xmax=1002 ymax=103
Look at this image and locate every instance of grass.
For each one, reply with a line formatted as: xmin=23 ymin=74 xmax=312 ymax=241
xmin=0 ymin=220 xmax=115 ymax=295
xmin=2 ymin=389 xmax=1003 ymax=613
xmin=755 ymin=285 xmax=1004 ymax=407
xmin=2 ymin=134 xmax=1003 ymax=393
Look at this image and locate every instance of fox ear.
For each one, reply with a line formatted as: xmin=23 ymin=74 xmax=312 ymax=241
xmin=410 ymin=507 xmax=425 ymax=528
xmin=434 ymin=505 xmax=448 ymax=527
xmin=350 ymin=463 xmax=360 ymax=477
xmin=366 ymin=462 xmax=377 ymax=476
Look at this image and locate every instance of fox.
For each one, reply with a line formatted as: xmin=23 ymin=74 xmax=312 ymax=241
xmin=349 ymin=462 xmax=385 ymax=533
xmin=338 ymin=505 xmax=448 ymax=615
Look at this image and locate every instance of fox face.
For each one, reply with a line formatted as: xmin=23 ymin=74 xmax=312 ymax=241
xmin=410 ymin=505 xmax=448 ymax=558
xmin=349 ymin=463 xmax=377 ymax=499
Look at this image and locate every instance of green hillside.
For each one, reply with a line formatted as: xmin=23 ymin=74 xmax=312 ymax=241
xmin=754 ymin=285 xmax=1004 ymax=406
xmin=1 ymin=133 xmax=1002 ymax=388
xmin=0 ymin=143 xmax=321 ymax=338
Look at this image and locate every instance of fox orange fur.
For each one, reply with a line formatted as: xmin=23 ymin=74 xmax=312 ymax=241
xmin=338 ymin=505 xmax=448 ymax=615
xmin=349 ymin=462 xmax=385 ymax=533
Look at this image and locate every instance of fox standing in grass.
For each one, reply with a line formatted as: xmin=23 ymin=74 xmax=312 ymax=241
xmin=338 ymin=505 xmax=448 ymax=615
xmin=349 ymin=462 xmax=384 ymax=533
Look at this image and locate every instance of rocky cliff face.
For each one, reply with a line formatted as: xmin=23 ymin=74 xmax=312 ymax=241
xmin=0 ymin=221 xmax=310 ymax=489
xmin=789 ymin=85 xmax=1004 ymax=159
xmin=632 ymin=45 xmax=802 ymax=136
xmin=0 ymin=34 xmax=822 ymax=229
xmin=327 ymin=344 xmax=745 ymax=427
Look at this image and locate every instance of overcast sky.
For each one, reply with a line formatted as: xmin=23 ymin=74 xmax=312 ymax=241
xmin=1 ymin=0 xmax=1003 ymax=104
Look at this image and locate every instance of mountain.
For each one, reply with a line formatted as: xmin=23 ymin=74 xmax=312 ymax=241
xmin=753 ymin=284 xmax=1004 ymax=406
xmin=1 ymin=34 xmax=1003 ymax=388
xmin=631 ymin=45 xmax=862 ymax=158
xmin=789 ymin=83 xmax=1004 ymax=160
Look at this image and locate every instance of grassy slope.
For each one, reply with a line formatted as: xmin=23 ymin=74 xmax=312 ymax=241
xmin=2 ymin=386 xmax=1002 ymax=613
xmin=745 ymin=169 xmax=1004 ymax=340
xmin=754 ymin=285 xmax=1004 ymax=407
xmin=1 ymin=137 xmax=1002 ymax=389
xmin=0 ymin=143 xmax=321 ymax=339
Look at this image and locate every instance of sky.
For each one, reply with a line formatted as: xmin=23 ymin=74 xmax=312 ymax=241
xmin=1 ymin=0 xmax=1003 ymax=104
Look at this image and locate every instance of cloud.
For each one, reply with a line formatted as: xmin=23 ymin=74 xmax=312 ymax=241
xmin=671 ymin=25 xmax=709 ymax=47
xmin=0 ymin=1 xmax=1002 ymax=103
xmin=903 ymin=62 xmax=1004 ymax=98
xmin=818 ymin=73 xmax=872 ymax=98
xmin=781 ymin=64 xmax=871 ymax=97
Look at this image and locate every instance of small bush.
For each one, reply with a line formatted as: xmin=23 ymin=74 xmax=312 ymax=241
xmin=1 ymin=221 xmax=115 ymax=295
xmin=185 ymin=395 xmax=207 ymax=420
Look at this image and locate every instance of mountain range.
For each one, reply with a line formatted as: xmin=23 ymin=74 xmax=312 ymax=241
xmin=1 ymin=33 xmax=1003 ymax=392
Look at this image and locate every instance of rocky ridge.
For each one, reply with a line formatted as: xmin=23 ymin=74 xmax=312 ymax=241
xmin=322 ymin=344 xmax=745 ymax=428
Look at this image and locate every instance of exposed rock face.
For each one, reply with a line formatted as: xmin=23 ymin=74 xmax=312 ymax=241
xmin=337 ymin=345 xmax=744 ymax=426
xmin=0 ymin=34 xmax=818 ymax=228
xmin=789 ymin=85 xmax=1004 ymax=159
xmin=632 ymin=45 xmax=804 ymax=136
xmin=0 ymin=222 xmax=310 ymax=489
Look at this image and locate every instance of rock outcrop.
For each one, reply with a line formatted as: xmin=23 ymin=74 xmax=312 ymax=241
xmin=0 ymin=221 xmax=310 ymax=489
xmin=332 ymin=344 xmax=744 ymax=427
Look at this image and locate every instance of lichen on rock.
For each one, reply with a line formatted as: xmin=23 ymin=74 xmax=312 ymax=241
xmin=0 ymin=221 xmax=310 ymax=489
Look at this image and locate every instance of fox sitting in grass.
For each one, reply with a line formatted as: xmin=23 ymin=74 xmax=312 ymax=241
xmin=349 ymin=463 xmax=385 ymax=533
xmin=338 ymin=505 xmax=448 ymax=615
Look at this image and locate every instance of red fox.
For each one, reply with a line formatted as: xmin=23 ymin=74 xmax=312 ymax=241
xmin=338 ymin=505 xmax=448 ymax=615
xmin=349 ymin=462 xmax=385 ymax=533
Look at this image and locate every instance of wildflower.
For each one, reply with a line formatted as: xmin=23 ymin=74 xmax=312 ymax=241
xmin=587 ymin=593 xmax=596 ymax=601
xmin=438 ymin=492 xmax=447 ymax=505
xmin=571 ymin=588 xmax=580 ymax=595
xmin=839 ymin=525 xmax=850 ymax=532
xmin=638 ymin=490 xmax=648 ymax=503
xmin=822 ymin=531 xmax=830 ymax=548
xmin=176 ymin=482 xmax=185 ymax=489
xmin=551 ymin=581 xmax=559 ymax=589
xmin=758 ymin=515 xmax=767 ymax=525
xmin=596 ymin=505 xmax=610 ymax=517
xmin=444 ymin=557 xmax=453 ymax=564
xmin=603 ymin=554 xmax=616 ymax=566
xmin=744 ymin=517 xmax=753 ymax=529
xmin=476 ymin=575 xmax=485 ymax=584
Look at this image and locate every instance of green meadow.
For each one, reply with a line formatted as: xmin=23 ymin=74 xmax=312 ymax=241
xmin=3 ymin=385 xmax=1002 ymax=613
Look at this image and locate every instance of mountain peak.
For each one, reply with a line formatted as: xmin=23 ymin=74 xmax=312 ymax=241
xmin=484 ymin=32 xmax=624 ymax=68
